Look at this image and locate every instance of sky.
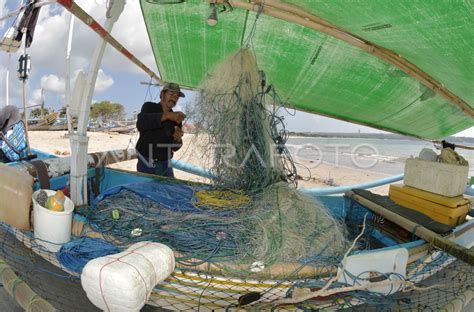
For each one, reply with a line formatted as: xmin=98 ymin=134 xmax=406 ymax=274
xmin=0 ymin=0 xmax=472 ymax=137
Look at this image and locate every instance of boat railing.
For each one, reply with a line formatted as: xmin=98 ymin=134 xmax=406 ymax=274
xmin=170 ymin=159 xmax=404 ymax=195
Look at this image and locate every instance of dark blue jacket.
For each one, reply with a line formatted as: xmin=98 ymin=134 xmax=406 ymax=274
xmin=136 ymin=101 xmax=182 ymax=161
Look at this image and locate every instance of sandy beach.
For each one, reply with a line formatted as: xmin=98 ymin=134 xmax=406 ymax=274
xmin=29 ymin=130 xmax=391 ymax=194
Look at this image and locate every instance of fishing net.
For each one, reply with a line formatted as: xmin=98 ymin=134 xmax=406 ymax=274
xmin=86 ymin=181 xmax=347 ymax=275
xmin=0 ymin=31 xmax=471 ymax=312
xmin=188 ymin=47 xmax=296 ymax=193
xmin=0 ymin=193 xmax=473 ymax=311
xmin=83 ymin=46 xmax=349 ymax=273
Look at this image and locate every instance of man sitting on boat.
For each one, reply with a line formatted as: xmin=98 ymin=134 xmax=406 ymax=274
xmin=136 ymin=82 xmax=186 ymax=177
xmin=0 ymin=105 xmax=28 ymax=162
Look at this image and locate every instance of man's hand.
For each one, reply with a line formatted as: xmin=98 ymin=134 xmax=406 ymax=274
xmin=173 ymin=126 xmax=184 ymax=142
xmin=163 ymin=111 xmax=186 ymax=123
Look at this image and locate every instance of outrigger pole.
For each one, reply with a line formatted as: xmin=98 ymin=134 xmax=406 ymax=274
xmin=53 ymin=0 xmax=165 ymax=205
xmin=66 ymin=0 xmax=125 ymax=206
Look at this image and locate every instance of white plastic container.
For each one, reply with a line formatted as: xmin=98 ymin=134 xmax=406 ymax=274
xmin=404 ymin=158 xmax=469 ymax=197
xmin=32 ymin=189 xmax=74 ymax=252
xmin=337 ymin=248 xmax=409 ymax=295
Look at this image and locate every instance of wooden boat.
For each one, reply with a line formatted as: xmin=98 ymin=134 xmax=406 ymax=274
xmin=28 ymin=112 xmax=59 ymax=131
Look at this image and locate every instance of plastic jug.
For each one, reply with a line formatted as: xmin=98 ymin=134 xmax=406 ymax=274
xmin=0 ymin=163 xmax=34 ymax=230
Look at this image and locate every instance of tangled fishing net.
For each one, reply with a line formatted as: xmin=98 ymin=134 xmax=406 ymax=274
xmin=88 ymin=48 xmax=349 ymax=273
xmin=188 ymin=48 xmax=295 ymax=192
xmin=89 ymin=182 xmax=347 ymax=274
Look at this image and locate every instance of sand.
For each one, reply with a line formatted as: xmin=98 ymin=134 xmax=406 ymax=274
xmin=28 ymin=130 xmax=391 ymax=194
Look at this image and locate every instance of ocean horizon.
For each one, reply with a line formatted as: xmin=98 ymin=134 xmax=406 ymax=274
xmin=287 ymin=137 xmax=474 ymax=177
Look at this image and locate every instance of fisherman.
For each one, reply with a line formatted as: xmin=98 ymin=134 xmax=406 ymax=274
xmin=136 ymin=82 xmax=186 ymax=177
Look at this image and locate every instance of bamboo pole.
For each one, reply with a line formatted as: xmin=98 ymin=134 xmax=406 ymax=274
xmin=346 ymin=191 xmax=474 ymax=266
xmin=223 ymin=0 xmax=474 ymax=119
xmin=0 ymin=258 xmax=56 ymax=311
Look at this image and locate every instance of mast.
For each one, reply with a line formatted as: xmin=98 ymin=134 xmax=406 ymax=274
xmin=18 ymin=28 xmax=31 ymax=155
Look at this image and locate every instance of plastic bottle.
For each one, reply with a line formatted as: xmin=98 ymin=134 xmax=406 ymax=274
xmin=46 ymin=190 xmax=65 ymax=212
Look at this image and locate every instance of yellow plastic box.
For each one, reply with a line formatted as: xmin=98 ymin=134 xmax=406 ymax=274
xmin=389 ymin=184 xmax=470 ymax=226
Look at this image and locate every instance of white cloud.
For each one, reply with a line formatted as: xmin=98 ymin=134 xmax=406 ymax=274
xmin=0 ymin=65 xmax=28 ymax=107
xmin=454 ymin=127 xmax=474 ymax=138
xmin=99 ymin=1 xmax=157 ymax=75
xmin=0 ymin=2 xmax=148 ymax=122
xmin=23 ymin=0 xmax=154 ymax=77
xmin=95 ymin=69 xmax=113 ymax=92
xmin=29 ymin=87 xmax=42 ymax=106
xmin=1 ymin=1 xmax=154 ymax=90
xmin=41 ymin=74 xmax=65 ymax=93
xmin=14 ymin=1 xmax=106 ymax=78
xmin=27 ymin=5 xmax=70 ymax=74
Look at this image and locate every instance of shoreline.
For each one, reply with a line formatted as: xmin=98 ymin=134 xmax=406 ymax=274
xmin=29 ymin=131 xmax=393 ymax=194
xmin=288 ymin=132 xmax=474 ymax=143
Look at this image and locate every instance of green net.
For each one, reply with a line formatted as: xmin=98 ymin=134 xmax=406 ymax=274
xmin=88 ymin=182 xmax=348 ymax=276
xmin=189 ymin=48 xmax=292 ymax=192
xmin=1 ymin=190 xmax=473 ymax=311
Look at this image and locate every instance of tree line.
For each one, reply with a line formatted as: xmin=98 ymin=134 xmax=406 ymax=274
xmin=30 ymin=101 xmax=125 ymax=120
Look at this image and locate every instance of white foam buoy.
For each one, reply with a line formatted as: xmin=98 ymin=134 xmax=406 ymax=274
xmin=81 ymin=241 xmax=175 ymax=312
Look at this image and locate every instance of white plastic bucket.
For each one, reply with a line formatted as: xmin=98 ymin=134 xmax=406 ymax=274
xmin=32 ymin=189 xmax=74 ymax=252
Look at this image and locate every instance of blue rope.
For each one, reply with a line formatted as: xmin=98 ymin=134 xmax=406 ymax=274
xmin=56 ymin=237 xmax=120 ymax=274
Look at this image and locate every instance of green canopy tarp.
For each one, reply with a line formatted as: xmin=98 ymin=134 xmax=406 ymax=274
xmin=140 ymin=0 xmax=473 ymax=139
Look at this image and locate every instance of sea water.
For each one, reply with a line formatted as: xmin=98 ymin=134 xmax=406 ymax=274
xmin=287 ymin=137 xmax=474 ymax=176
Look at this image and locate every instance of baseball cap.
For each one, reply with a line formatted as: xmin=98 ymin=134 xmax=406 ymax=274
xmin=162 ymin=82 xmax=185 ymax=97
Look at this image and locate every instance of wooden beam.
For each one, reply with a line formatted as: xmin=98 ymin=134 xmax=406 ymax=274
xmin=347 ymin=191 xmax=474 ymax=266
xmin=224 ymin=0 xmax=474 ymax=119
xmin=11 ymin=148 xmax=137 ymax=181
